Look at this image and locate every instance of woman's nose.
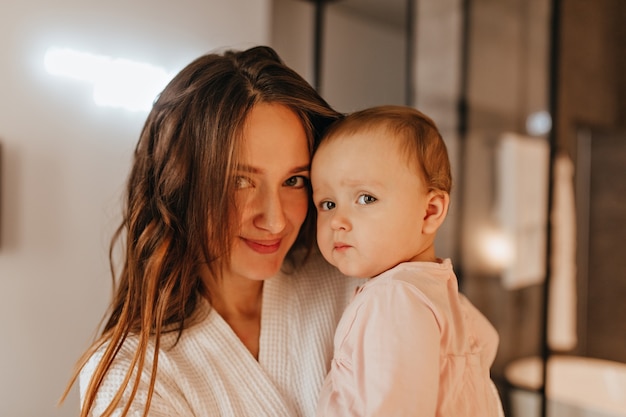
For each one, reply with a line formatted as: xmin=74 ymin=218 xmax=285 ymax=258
xmin=253 ymin=188 xmax=287 ymax=233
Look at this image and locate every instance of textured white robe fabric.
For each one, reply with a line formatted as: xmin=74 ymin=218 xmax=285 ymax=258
xmin=80 ymin=252 xmax=360 ymax=417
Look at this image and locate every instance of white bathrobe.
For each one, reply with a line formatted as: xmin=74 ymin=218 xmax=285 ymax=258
xmin=80 ymin=252 xmax=359 ymax=417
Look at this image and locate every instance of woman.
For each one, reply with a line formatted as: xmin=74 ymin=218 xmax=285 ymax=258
xmin=62 ymin=46 xmax=359 ymax=417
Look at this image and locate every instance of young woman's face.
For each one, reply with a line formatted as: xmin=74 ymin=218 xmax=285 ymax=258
xmin=312 ymin=130 xmax=436 ymax=279
xmin=226 ymin=102 xmax=311 ymax=282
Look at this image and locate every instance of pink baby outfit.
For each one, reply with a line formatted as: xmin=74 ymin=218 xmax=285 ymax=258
xmin=316 ymin=259 xmax=504 ymax=417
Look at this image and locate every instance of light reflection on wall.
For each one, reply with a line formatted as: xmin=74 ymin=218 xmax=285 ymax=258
xmin=477 ymin=226 xmax=515 ymax=274
xmin=44 ymin=47 xmax=175 ymax=112
xmin=526 ymin=110 xmax=552 ymax=137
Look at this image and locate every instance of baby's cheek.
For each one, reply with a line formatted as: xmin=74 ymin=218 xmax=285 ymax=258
xmin=316 ymin=217 xmax=329 ymax=235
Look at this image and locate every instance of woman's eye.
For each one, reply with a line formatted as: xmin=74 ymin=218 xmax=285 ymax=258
xmin=284 ymin=175 xmax=308 ymax=189
xmin=357 ymin=194 xmax=377 ymax=205
xmin=234 ymin=176 xmax=253 ymax=189
xmin=319 ymin=201 xmax=336 ymax=211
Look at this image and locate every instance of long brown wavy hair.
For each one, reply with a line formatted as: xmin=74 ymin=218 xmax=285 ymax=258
xmin=61 ymin=45 xmax=341 ymax=416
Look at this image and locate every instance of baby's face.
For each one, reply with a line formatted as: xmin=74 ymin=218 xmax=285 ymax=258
xmin=311 ymin=130 xmax=435 ymax=279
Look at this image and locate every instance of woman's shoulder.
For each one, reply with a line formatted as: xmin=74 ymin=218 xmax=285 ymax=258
xmin=78 ymin=325 xmax=194 ymax=396
xmin=78 ymin=337 xmax=140 ymax=411
xmin=79 ymin=333 xmax=202 ymax=415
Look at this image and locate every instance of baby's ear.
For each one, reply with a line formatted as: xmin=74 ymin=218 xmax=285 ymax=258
xmin=422 ymin=190 xmax=450 ymax=235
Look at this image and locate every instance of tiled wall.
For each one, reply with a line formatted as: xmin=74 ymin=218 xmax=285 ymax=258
xmin=578 ymin=129 xmax=626 ymax=363
xmin=557 ymin=0 xmax=626 ymax=363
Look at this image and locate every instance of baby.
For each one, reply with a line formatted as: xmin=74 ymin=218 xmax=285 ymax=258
xmin=312 ymin=105 xmax=504 ymax=416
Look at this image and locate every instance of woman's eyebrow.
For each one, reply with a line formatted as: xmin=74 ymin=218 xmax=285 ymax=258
xmin=290 ymin=164 xmax=311 ymax=173
xmin=235 ymin=164 xmax=260 ymax=173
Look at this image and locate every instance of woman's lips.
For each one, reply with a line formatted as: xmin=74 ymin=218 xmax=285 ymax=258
xmin=243 ymin=238 xmax=282 ymax=254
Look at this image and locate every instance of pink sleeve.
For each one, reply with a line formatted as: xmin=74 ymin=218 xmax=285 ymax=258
xmin=334 ymin=281 xmax=441 ymax=417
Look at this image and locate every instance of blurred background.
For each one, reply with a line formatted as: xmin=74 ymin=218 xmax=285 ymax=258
xmin=0 ymin=0 xmax=624 ymax=416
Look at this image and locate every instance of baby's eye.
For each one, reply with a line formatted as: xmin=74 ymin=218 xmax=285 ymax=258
xmin=234 ymin=176 xmax=253 ymax=189
xmin=285 ymin=175 xmax=309 ymax=189
xmin=357 ymin=194 xmax=377 ymax=205
xmin=319 ymin=201 xmax=336 ymax=211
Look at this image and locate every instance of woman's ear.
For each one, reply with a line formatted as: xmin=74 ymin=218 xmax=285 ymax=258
xmin=422 ymin=190 xmax=450 ymax=235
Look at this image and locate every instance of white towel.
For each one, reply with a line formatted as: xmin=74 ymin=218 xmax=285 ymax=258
xmin=496 ymin=133 xmax=550 ymax=290
xmin=548 ymin=153 xmax=577 ymax=351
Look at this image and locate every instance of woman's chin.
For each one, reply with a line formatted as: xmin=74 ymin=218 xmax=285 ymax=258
xmin=230 ymin=259 xmax=284 ymax=282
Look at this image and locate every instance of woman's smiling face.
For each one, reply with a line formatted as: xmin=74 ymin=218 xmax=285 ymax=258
xmin=224 ymin=102 xmax=311 ymax=283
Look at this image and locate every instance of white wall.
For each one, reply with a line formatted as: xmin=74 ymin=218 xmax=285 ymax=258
xmin=0 ymin=1 xmax=270 ymax=415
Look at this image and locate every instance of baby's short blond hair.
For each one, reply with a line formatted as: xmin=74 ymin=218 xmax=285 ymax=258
xmin=320 ymin=105 xmax=452 ymax=194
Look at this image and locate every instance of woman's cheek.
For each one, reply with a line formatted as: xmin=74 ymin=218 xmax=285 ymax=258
xmin=286 ymin=192 xmax=310 ymax=227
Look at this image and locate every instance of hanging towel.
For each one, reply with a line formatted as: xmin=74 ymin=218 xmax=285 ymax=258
xmin=496 ymin=133 xmax=550 ymax=290
xmin=548 ymin=153 xmax=577 ymax=351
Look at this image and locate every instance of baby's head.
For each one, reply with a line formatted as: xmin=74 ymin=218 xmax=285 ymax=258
xmin=311 ymin=105 xmax=451 ymax=278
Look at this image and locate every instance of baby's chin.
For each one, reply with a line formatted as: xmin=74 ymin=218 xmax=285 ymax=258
xmin=340 ymin=260 xmax=403 ymax=280
xmin=320 ymin=248 xmax=381 ymax=278
xmin=334 ymin=263 xmax=379 ymax=280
